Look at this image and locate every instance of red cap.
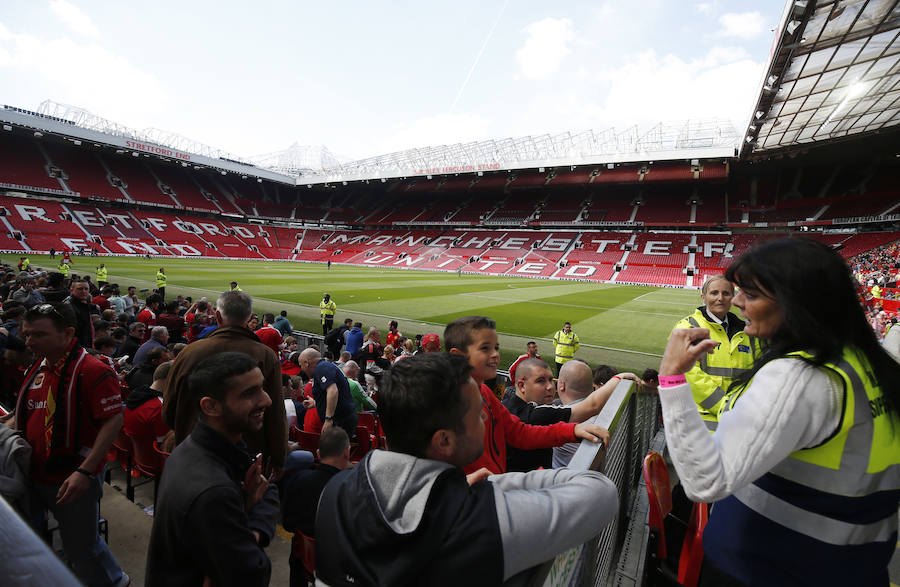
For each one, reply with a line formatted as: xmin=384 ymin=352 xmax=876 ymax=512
xmin=421 ymin=333 xmax=440 ymax=351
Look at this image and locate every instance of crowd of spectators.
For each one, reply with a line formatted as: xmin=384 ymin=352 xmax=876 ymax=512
xmin=851 ymin=240 xmax=900 ymax=339
xmin=0 ymin=259 xmax=628 ymax=586
xmin=2 ymin=243 xmax=895 ymax=587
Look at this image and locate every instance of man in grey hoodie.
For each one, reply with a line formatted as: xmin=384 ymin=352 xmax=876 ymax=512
xmin=315 ymin=352 xmax=618 ymax=586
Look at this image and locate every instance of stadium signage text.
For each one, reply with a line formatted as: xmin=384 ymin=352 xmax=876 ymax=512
xmin=414 ymin=162 xmax=502 ymax=175
xmin=11 ymin=203 xmax=266 ymax=257
xmin=125 ymin=140 xmax=192 ymax=161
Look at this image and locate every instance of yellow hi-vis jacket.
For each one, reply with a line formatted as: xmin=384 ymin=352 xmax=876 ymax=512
xmin=96 ymin=266 xmax=108 ymax=282
xmin=672 ymin=308 xmax=758 ymax=431
xmin=156 ymin=271 xmax=167 ymax=288
xmin=58 ymin=262 xmax=70 ymax=276
xmin=320 ymin=299 xmax=337 ymax=323
xmin=713 ymin=347 xmax=900 ymax=561
xmin=552 ymin=329 xmax=580 ymax=364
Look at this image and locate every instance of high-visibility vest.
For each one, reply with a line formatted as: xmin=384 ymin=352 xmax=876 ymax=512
xmin=97 ymin=266 xmax=108 ymax=281
xmin=552 ymin=330 xmax=579 ymax=363
xmin=707 ymin=347 xmax=900 ymax=585
xmin=58 ymin=262 xmax=70 ymax=276
xmin=320 ymin=300 xmax=336 ymax=322
xmin=156 ymin=271 xmax=166 ymax=288
xmin=672 ymin=308 xmax=758 ymax=431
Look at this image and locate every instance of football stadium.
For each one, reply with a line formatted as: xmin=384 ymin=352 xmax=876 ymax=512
xmin=0 ymin=0 xmax=898 ymax=586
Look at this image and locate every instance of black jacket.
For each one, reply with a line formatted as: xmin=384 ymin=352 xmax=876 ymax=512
xmin=63 ymin=296 xmax=97 ymax=349
xmin=125 ymin=363 xmax=154 ymax=392
xmin=145 ymin=421 xmax=279 ymax=587
xmin=316 ymin=451 xmax=504 ymax=587
xmin=279 ymin=463 xmax=341 ymax=537
xmin=115 ymin=335 xmax=142 ymax=364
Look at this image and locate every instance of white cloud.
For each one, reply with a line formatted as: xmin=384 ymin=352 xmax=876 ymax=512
xmin=717 ymin=11 xmax=766 ymax=39
xmin=0 ymin=25 xmax=167 ymax=127
xmin=514 ymin=45 xmax=764 ymax=140
xmin=49 ymin=0 xmax=100 ymax=39
xmin=695 ymin=2 xmax=717 ymax=15
xmin=700 ymin=46 xmax=751 ymax=68
xmin=516 ymin=17 xmax=575 ymax=80
xmin=376 ymin=112 xmax=493 ymax=155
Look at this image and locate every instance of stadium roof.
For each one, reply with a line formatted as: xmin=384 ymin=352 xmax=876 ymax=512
xmin=296 ymin=119 xmax=739 ymax=185
xmin=0 ymin=101 xmax=296 ymax=185
xmin=743 ymin=0 xmax=900 ymax=157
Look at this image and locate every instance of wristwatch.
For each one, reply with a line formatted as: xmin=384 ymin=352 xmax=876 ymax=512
xmin=324 ymin=416 xmax=334 ymax=422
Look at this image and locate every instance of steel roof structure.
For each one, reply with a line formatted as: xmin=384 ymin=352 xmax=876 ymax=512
xmin=297 ymin=119 xmax=739 ymax=185
xmin=743 ymin=0 xmax=900 ymax=157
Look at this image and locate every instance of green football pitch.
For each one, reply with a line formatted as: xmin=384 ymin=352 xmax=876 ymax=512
xmin=5 ymin=254 xmax=706 ymax=375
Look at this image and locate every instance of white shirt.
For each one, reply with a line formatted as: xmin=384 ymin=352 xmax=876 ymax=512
xmin=659 ymin=357 xmax=843 ymax=503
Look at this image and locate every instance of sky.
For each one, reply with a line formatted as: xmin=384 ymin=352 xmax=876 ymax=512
xmin=0 ymin=0 xmax=787 ymax=164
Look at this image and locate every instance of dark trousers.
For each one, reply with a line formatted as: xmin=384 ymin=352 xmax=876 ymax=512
xmin=322 ymin=318 xmax=333 ymax=336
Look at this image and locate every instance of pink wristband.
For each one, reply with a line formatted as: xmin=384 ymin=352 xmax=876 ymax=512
xmin=658 ymin=374 xmax=687 ymax=387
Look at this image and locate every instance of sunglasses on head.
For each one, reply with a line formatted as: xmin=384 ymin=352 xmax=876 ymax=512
xmin=34 ymin=304 xmax=64 ymax=318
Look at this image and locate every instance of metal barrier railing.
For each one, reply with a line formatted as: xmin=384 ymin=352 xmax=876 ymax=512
xmin=290 ymin=330 xmax=326 ymax=352
xmin=533 ymin=380 xmax=661 ymax=587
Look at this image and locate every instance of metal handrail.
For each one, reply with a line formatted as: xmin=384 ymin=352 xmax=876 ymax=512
xmin=534 ymin=380 xmax=661 ymax=587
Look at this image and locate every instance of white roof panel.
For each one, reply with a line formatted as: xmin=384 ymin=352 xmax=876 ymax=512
xmin=743 ymin=0 xmax=900 ymax=156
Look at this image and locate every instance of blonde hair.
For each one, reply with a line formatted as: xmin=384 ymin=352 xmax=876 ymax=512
xmin=701 ymin=274 xmax=733 ymax=295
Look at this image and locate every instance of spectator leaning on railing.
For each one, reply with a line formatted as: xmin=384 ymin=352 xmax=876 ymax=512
xmin=314 ymin=353 xmax=619 ymax=586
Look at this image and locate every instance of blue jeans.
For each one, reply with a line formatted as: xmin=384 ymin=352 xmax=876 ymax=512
xmin=31 ymin=473 xmax=125 ymax=587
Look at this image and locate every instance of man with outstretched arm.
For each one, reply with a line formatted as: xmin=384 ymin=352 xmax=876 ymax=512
xmin=315 ymin=353 xmax=619 ymax=586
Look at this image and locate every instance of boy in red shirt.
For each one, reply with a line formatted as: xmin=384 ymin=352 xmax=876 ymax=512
xmin=444 ymin=315 xmax=608 ymax=475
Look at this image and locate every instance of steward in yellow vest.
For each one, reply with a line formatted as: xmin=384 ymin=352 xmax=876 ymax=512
xmin=552 ymin=322 xmax=579 ymax=375
xmin=671 ymin=275 xmax=758 ymax=430
xmin=672 ymin=307 xmax=757 ymax=430
xmin=711 ymin=347 xmax=900 ymax=585
xmin=658 ymin=239 xmax=900 ymax=586
xmin=320 ymin=293 xmax=336 ymax=335
xmin=96 ymin=263 xmax=108 ymax=285
xmin=156 ymin=268 xmax=167 ymax=301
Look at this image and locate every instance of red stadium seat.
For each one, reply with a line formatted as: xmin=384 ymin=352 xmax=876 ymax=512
xmin=350 ymin=426 xmax=371 ymax=462
xmin=642 ymin=451 xmax=708 ymax=587
xmin=127 ymin=433 xmax=167 ymax=506
xmin=357 ymin=412 xmax=377 ymax=436
xmin=297 ymin=430 xmax=320 ymax=455
xmin=291 ymin=531 xmax=316 ymax=583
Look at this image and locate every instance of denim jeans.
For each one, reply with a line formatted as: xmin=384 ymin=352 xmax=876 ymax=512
xmin=31 ymin=473 xmax=125 ymax=587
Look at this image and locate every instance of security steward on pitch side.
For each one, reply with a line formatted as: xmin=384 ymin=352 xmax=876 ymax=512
xmin=96 ymin=263 xmax=108 ymax=287
xmin=320 ymin=293 xmax=337 ymax=336
xmin=552 ymin=321 xmax=580 ymax=376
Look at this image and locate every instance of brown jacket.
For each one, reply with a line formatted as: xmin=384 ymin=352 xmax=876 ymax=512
xmin=162 ymin=326 xmax=287 ymax=468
